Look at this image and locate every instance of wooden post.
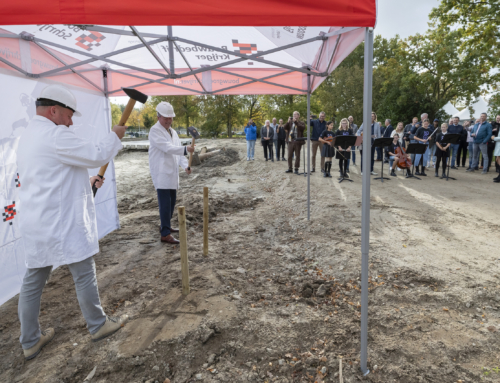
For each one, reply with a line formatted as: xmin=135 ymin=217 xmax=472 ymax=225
xmin=178 ymin=206 xmax=190 ymax=295
xmin=203 ymin=187 xmax=209 ymax=256
xmin=339 ymin=357 xmax=343 ymax=383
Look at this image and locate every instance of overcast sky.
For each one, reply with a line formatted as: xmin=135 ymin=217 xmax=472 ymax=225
xmin=110 ymin=0 xmax=440 ymax=105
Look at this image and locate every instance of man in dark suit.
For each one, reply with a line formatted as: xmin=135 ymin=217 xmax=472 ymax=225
xmin=260 ymin=120 xmax=275 ymax=162
xmin=383 ymin=119 xmax=394 ymax=163
xmin=284 ymin=111 xmax=306 ymax=174
xmin=448 ymin=116 xmax=464 ymax=169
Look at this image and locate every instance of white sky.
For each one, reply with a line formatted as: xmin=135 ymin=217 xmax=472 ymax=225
xmin=110 ymin=0 xmax=440 ymax=105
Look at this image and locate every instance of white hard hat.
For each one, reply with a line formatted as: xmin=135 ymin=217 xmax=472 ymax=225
xmin=36 ymin=84 xmax=82 ymax=117
xmin=156 ymin=101 xmax=175 ymax=118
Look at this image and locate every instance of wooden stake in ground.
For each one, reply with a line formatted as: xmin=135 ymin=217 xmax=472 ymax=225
xmin=177 ymin=206 xmax=190 ymax=295
xmin=203 ymin=187 xmax=209 ymax=256
xmin=339 ymin=357 xmax=343 ymax=383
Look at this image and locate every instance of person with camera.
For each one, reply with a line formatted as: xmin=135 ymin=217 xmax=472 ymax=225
xmin=284 ymin=111 xmax=306 ymax=174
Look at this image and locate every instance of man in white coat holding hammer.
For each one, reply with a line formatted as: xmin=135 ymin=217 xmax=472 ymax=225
xmin=149 ymin=102 xmax=194 ymax=244
xmin=16 ymin=84 xmax=129 ymax=360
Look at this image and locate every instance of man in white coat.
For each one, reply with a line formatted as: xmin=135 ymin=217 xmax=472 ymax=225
xmin=149 ymin=102 xmax=194 ymax=244
xmin=16 ymin=84 xmax=128 ymax=360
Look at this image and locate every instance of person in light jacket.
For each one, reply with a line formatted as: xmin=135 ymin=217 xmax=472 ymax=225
xmin=357 ymin=111 xmax=381 ymax=175
xmin=16 ymin=85 xmax=128 ymax=361
xmin=468 ymin=112 xmax=492 ymax=174
xmin=244 ymin=119 xmax=257 ymax=161
xmin=149 ymin=102 xmax=195 ymax=244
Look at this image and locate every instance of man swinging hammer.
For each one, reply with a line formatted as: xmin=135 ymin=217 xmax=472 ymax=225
xmin=16 ymin=84 xmax=128 ymax=360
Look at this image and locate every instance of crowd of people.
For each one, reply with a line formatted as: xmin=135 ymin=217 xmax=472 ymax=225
xmin=244 ymin=110 xmax=500 ymax=182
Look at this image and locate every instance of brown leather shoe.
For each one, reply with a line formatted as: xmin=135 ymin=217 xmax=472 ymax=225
xmin=161 ymin=235 xmax=180 ymax=244
xmin=169 ymin=227 xmax=179 ymax=233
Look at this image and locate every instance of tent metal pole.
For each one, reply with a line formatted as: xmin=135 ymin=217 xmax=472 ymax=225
xmin=306 ymin=74 xmax=311 ymax=221
xmin=167 ymin=26 xmax=175 ymax=75
xmin=102 ymin=69 xmax=109 ymax=97
xmin=360 ymin=26 xmax=374 ymax=377
xmin=173 ymin=41 xmax=208 ymax=93
xmin=33 ymin=41 xmax=104 ymax=93
xmin=0 ymin=57 xmax=29 ymax=76
xmin=35 ymin=36 xmax=169 ymax=77
xmin=130 ymin=26 xmax=171 ymax=75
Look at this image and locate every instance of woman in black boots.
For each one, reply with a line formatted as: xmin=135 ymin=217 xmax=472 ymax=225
xmin=319 ymin=121 xmax=335 ymax=178
xmin=335 ymin=118 xmax=354 ymax=179
xmin=435 ymin=123 xmax=451 ymax=179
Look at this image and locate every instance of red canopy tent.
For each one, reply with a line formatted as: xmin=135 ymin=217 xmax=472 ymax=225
xmin=0 ymin=0 xmax=377 ymax=375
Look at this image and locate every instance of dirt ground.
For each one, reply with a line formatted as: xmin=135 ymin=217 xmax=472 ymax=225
xmin=2 ymin=138 xmax=500 ymax=383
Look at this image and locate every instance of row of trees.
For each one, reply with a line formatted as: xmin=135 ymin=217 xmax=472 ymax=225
xmin=111 ymin=1 xmax=500 ymax=136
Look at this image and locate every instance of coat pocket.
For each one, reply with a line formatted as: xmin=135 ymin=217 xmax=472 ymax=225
xmin=74 ymin=194 xmax=95 ymax=233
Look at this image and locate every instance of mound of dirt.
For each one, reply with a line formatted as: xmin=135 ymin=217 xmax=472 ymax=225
xmin=200 ymin=148 xmax=239 ymax=168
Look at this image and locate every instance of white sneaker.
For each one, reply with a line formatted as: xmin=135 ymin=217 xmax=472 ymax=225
xmin=247 ymin=157 xmax=250 ymax=161
xmin=371 ymin=171 xmax=378 ymax=175
xmin=251 ymin=158 xmax=255 ymax=161
xmin=91 ymin=315 xmax=129 ymax=342
xmin=360 ymin=172 xmax=363 ymax=175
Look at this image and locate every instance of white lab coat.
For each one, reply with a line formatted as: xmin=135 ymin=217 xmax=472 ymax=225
xmin=17 ymin=115 xmax=122 ymax=268
xmin=148 ymin=121 xmax=189 ymax=190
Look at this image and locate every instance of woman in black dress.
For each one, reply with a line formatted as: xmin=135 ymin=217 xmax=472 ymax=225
xmin=335 ymin=118 xmax=353 ymax=179
xmin=319 ymin=121 xmax=335 ymax=178
xmin=435 ymin=123 xmax=451 ymax=179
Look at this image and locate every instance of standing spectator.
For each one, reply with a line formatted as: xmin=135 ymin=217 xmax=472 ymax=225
xmin=310 ymin=111 xmax=327 ymax=173
xmin=465 ymin=120 xmax=475 ymax=169
xmin=456 ymin=120 xmax=470 ymax=168
xmin=468 ymin=112 xmax=492 ymax=173
xmin=428 ymin=119 xmax=441 ymax=168
xmin=382 ymin=119 xmax=393 ymax=164
xmin=284 ymin=111 xmax=306 ymax=174
xmin=493 ymin=133 xmax=500 ymax=182
xmin=261 ymin=120 xmax=274 ymax=161
xmin=357 ymin=111 xmax=381 ymax=175
xmin=275 ymin=119 xmax=287 ymax=161
xmin=376 ymin=120 xmax=386 ymax=161
xmin=487 ymin=115 xmax=500 ymax=172
xmin=404 ymin=117 xmax=419 ymax=161
xmin=270 ymin=118 xmax=279 ymax=161
xmin=413 ymin=119 xmax=434 ymax=176
xmin=435 ymin=123 xmax=451 ymax=178
xmin=244 ymin=119 xmax=257 ymax=161
xmin=348 ymin=116 xmax=358 ymax=166
xmin=391 ymin=122 xmax=405 ymax=146
xmin=448 ymin=116 xmax=464 ymax=169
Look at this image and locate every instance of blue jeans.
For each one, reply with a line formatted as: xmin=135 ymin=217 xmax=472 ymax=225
xmin=472 ymin=143 xmax=488 ymax=170
xmin=352 ymin=150 xmax=356 ymax=165
xmin=414 ymin=144 xmax=430 ymax=168
xmin=19 ymin=256 xmax=106 ymax=349
xmin=273 ymin=140 xmax=279 ymax=159
xmin=157 ymin=189 xmax=177 ymax=237
xmin=450 ymin=143 xmax=460 ymax=167
xmin=246 ymin=140 xmax=256 ymax=159
xmin=429 ymin=145 xmax=436 ymax=164
xmin=468 ymin=142 xmax=474 ymax=168
xmin=389 ymin=155 xmax=395 ymax=168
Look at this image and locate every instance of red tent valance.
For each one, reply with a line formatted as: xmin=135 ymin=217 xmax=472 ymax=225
xmin=0 ymin=0 xmax=376 ymax=27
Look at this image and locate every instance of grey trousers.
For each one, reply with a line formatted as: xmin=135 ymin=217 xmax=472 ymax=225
xmin=472 ymin=143 xmax=488 ymax=169
xmin=18 ymin=256 xmax=106 ymax=349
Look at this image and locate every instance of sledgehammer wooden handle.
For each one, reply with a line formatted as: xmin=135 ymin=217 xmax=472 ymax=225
xmin=92 ymin=98 xmax=136 ymax=197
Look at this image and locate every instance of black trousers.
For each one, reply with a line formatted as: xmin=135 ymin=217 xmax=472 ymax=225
xmin=338 ymin=158 xmax=348 ymax=174
xmin=435 ymin=150 xmax=449 ymax=173
xmin=487 ymin=143 xmax=496 ymax=169
xmin=456 ymin=141 xmax=468 ymax=167
xmin=262 ymin=140 xmax=273 ymax=159
xmin=157 ymin=189 xmax=177 ymax=237
xmin=277 ymin=139 xmax=286 ymax=158
xmin=360 ymin=145 xmax=375 ymax=172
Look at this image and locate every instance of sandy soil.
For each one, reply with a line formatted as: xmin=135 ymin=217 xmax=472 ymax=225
xmin=1 ymin=138 xmax=500 ymax=383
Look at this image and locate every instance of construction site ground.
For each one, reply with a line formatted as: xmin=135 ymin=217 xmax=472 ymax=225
xmin=1 ymin=138 xmax=500 ymax=383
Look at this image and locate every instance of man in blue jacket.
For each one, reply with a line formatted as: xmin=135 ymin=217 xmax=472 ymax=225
xmin=310 ymin=112 xmax=327 ymax=172
xmin=467 ymin=112 xmax=492 ymax=174
xmin=244 ymin=119 xmax=257 ymax=161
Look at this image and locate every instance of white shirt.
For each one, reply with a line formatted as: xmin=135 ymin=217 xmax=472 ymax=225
xmin=148 ymin=121 xmax=189 ymax=190
xmin=17 ymin=115 xmax=122 ymax=268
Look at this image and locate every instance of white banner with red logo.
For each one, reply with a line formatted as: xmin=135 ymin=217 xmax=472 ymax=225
xmin=0 ymin=71 xmax=119 ymax=306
